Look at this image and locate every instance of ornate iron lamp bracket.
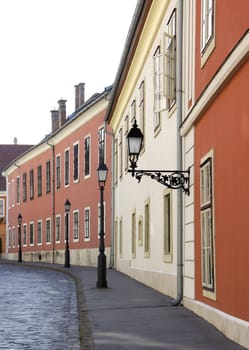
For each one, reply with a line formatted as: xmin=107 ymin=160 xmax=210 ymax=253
xmin=128 ymin=168 xmax=190 ymax=195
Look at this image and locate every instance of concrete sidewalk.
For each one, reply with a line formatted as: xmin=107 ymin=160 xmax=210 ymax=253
xmin=2 ymin=261 xmax=246 ymax=350
xmin=68 ymin=265 xmax=245 ymax=350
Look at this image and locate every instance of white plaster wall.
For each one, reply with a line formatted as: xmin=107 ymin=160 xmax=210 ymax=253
xmin=113 ymin=0 xmax=180 ymax=299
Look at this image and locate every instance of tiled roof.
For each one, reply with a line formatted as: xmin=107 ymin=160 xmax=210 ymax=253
xmin=0 ymin=144 xmax=33 ymax=191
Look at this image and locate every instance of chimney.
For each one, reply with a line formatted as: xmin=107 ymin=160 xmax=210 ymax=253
xmin=58 ymin=99 xmax=67 ymax=127
xmin=51 ymin=109 xmax=59 ymax=132
xmin=75 ymin=84 xmax=79 ymax=110
xmin=78 ymin=82 xmax=85 ymax=107
xmin=75 ymin=82 xmax=85 ymax=110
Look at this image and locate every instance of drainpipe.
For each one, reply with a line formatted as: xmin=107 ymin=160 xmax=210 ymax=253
xmin=47 ymin=141 xmax=55 ymax=264
xmin=104 ymin=121 xmax=115 ymax=268
xmin=172 ymin=0 xmax=184 ymax=306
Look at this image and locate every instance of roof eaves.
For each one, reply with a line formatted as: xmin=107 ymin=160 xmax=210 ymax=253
xmin=105 ymin=0 xmax=152 ymax=123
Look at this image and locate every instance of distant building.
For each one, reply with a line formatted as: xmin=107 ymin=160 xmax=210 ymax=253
xmin=0 ymin=143 xmax=33 ymax=257
xmin=2 ymin=84 xmax=112 ymax=265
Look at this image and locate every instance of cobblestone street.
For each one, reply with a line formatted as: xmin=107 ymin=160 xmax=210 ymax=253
xmin=0 ymin=263 xmax=80 ymax=350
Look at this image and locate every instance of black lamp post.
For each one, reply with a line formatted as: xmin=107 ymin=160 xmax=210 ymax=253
xmin=64 ymin=199 xmax=71 ymax=268
xmin=127 ymin=119 xmax=190 ymax=195
xmin=96 ymin=162 xmax=108 ymax=288
xmin=17 ymin=213 xmax=22 ymax=263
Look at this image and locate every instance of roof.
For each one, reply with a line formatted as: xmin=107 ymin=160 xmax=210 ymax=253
xmin=0 ymin=144 xmax=33 ymax=191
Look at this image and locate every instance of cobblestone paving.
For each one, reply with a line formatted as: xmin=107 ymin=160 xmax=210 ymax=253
xmin=0 ymin=263 xmax=80 ymax=350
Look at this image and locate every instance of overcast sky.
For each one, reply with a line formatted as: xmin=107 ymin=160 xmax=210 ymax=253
xmin=0 ymin=0 xmax=137 ymax=145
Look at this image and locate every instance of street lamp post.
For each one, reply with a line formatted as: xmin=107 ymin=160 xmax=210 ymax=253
xmin=64 ymin=199 xmax=71 ymax=268
xmin=17 ymin=213 xmax=22 ymax=263
xmin=96 ymin=162 xmax=108 ymax=288
xmin=127 ymin=119 xmax=190 ymax=195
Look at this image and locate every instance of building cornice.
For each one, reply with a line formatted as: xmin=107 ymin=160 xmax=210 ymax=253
xmin=2 ymin=94 xmax=108 ymax=177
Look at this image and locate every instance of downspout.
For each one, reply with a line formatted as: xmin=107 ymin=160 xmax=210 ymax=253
xmin=47 ymin=141 xmax=55 ymax=264
xmin=104 ymin=120 xmax=115 ymax=269
xmin=172 ymin=0 xmax=184 ymax=306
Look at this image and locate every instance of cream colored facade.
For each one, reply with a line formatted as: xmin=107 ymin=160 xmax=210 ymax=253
xmin=107 ymin=0 xmax=185 ymax=299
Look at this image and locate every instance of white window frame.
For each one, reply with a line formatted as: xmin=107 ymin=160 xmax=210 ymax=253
xmin=23 ymin=223 xmax=27 ymax=246
xmin=30 ymin=221 xmax=34 ymax=246
xmin=84 ymin=207 xmax=90 ymax=241
xmin=73 ymin=210 xmax=79 ymax=241
xmin=201 ymin=0 xmax=215 ymax=66
xmin=201 ymin=0 xmax=214 ymax=52
xmin=84 ymin=135 xmax=91 ymax=178
xmin=37 ymin=220 xmax=42 ymax=245
xmin=73 ymin=142 xmax=79 ymax=183
xmin=163 ymin=189 xmax=173 ymax=262
xmin=0 ymin=198 xmax=4 ymax=217
xmin=46 ymin=218 xmax=51 ymax=244
xmin=164 ymin=10 xmax=176 ymax=111
xmin=64 ymin=148 xmax=70 ymax=186
xmin=200 ymin=151 xmax=216 ymax=299
xmin=56 ymin=154 xmax=61 ymax=189
xmin=131 ymin=209 xmax=136 ymax=258
xmin=56 ymin=215 xmax=61 ymax=243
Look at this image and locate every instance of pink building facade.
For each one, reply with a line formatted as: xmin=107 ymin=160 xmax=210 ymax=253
xmin=3 ymin=85 xmax=112 ymax=266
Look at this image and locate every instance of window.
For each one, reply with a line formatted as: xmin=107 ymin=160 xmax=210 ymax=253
xmin=165 ymin=11 xmax=176 ymax=109
xmin=200 ymin=156 xmax=215 ymax=291
xmin=8 ymin=227 xmax=11 ymax=247
xmin=119 ymin=128 xmax=123 ymax=179
xmin=119 ymin=218 xmax=123 ymax=258
xmin=56 ymin=155 xmax=61 ymax=189
xmin=37 ymin=221 xmax=42 ymax=244
xmin=23 ymin=173 xmax=27 ymax=202
xmin=124 ymin=116 xmax=129 ymax=171
xmin=0 ymin=198 xmax=4 ymax=217
xmin=84 ymin=136 xmax=90 ymax=177
xmin=131 ymin=100 xmax=136 ymax=123
xmin=98 ymin=127 xmax=105 ymax=164
xmin=46 ymin=219 xmax=51 ymax=243
xmin=16 ymin=177 xmax=20 ymax=204
xmin=11 ymin=179 xmax=15 ymax=207
xmin=201 ymin=0 xmax=214 ymax=53
xmin=114 ymin=139 xmax=118 ymax=185
xmin=164 ymin=191 xmax=172 ymax=262
xmin=138 ymin=81 xmax=145 ymax=143
xmin=131 ymin=210 xmax=136 ymax=258
xmin=144 ymin=199 xmax=150 ymax=257
xmin=153 ymin=46 xmax=162 ymax=131
xmin=12 ymin=227 xmax=16 ymax=247
xmin=64 ymin=149 xmax=70 ymax=186
xmin=30 ymin=222 xmax=34 ymax=245
xmin=23 ymin=224 xmax=27 ymax=246
xmin=30 ymin=169 xmax=34 ymax=199
xmin=138 ymin=216 xmax=143 ymax=246
xmin=84 ymin=208 xmax=90 ymax=240
xmin=37 ymin=165 xmax=42 ymax=197
xmin=56 ymin=215 xmax=61 ymax=242
xmin=73 ymin=143 xmax=79 ymax=181
xmin=73 ymin=210 xmax=79 ymax=240
xmin=46 ymin=161 xmax=51 ymax=193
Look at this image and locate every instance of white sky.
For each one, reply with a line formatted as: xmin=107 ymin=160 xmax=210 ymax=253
xmin=0 ymin=0 xmax=137 ymax=145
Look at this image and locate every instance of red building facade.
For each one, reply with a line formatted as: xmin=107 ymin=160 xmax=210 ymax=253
xmin=3 ymin=86 xmax=112 ymax=266
xmin=181 ymin=1 xmax=249 ymax=347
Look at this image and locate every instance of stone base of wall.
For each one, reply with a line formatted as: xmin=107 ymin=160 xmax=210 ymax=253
xmin=184 ymin=297 xmax=249 ymax=349
xmin=6 ymin=248 xmax=111 ymax=267
xmin=116 ymin=259 xmax=177 ymax=298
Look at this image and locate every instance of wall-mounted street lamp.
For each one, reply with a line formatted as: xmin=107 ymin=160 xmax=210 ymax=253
xmin=127 ymin=120 xmax=190 ymax=195
xmin=96 ymin=162 xmax=108 ymax=288
xmin=64 ymin=199 xmax=71 ymax=268
xmin=17 ymin=213 xmax=22 ymax=263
